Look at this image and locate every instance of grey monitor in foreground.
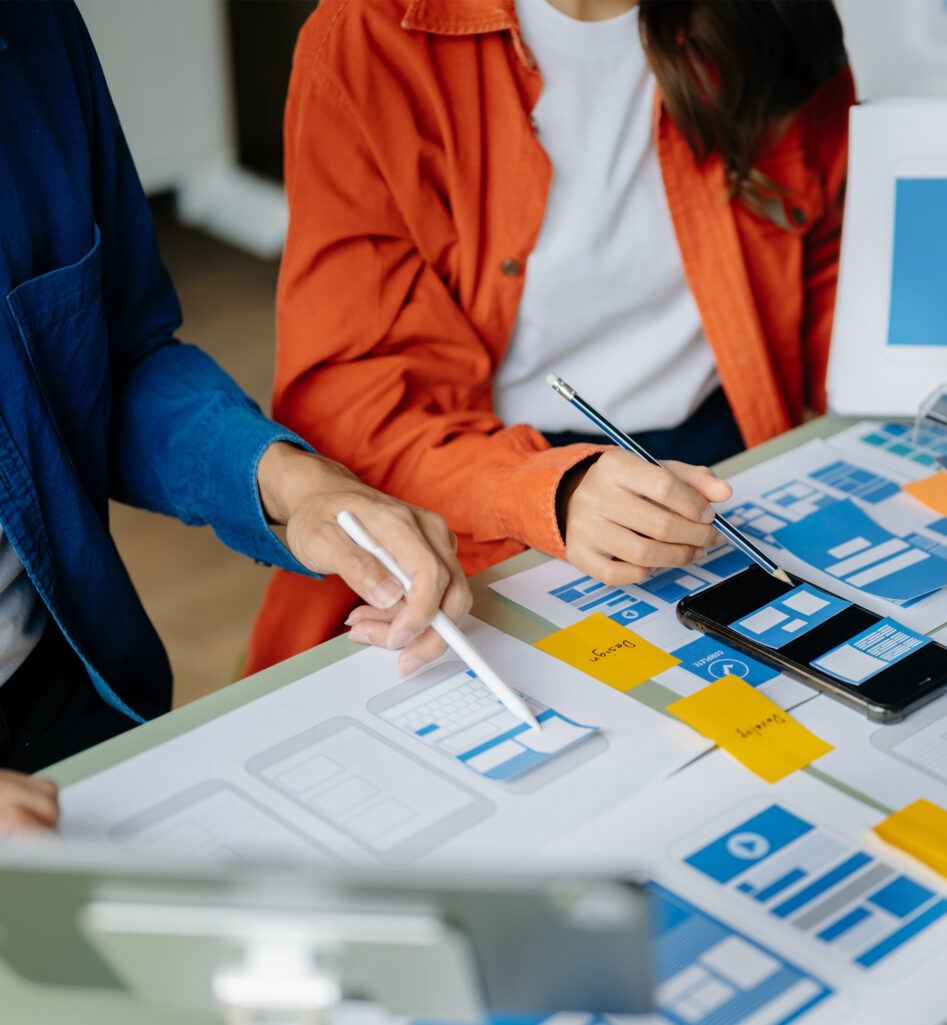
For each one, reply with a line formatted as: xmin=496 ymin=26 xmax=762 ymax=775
xmin=0 ymin=842 xmax=653 ymax=1023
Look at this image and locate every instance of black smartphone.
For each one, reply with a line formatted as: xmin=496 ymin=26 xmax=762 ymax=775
xmin=677 ymin=565 xmax=947 ymax=722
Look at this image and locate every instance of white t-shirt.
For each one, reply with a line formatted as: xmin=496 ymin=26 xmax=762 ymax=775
xmin=494 ymin=0 xmax=719 ymax=434
xmin=0 ymin=528 xmax=47 ymax=687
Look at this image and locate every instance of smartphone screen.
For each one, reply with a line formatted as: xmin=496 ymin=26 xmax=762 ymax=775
xmin=677 ymin=566 xmax=947 ymax=720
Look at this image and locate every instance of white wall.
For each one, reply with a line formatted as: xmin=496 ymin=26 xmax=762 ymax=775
xmin=837 ymin=0 xmax=947 ymax=100
xmin=76 ymin=0 xmax=234 ymax=194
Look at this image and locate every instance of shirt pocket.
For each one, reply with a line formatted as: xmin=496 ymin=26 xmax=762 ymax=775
xmin=5 ymin=224 xmax=110 ymax=482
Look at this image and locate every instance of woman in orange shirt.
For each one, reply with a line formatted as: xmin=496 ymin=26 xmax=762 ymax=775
xmin=247 ymin=0 xmax=854 ymax=675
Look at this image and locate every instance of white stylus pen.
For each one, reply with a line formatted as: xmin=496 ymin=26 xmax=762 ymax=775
xmin=337 ymin=510 xmax=541 ymax=731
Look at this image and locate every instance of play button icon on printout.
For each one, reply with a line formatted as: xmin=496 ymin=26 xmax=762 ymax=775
xmin=727 ymin=832 xmax=771 ymax=861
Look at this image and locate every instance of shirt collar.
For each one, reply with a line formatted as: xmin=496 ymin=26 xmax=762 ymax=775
xmin=402 ymin=0 xmax=518 ymax=36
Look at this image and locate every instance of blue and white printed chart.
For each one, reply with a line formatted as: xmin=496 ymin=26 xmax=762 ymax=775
xmin=812 ymin=619 xmax=931 ymax=686
xmin=731 ymin=586 xmax=851 ymax=649
xmin=682 ymin=804 xmax=947 ymax=972
xmin=375 ymin=667 xmax=598 ymax=782
xmin=719 ymin=438 xmax=947 ymax=630
xmin=773 ymin=501 xmax=947 ymax=604
xmin=830 ymin=420 xmax=947 ymax=480
xmin=543 ymin=754 xmax=947 ymax=1024
xmin=490 ymin=549 xmax=752 ymax=637
xmin=650 ymin=883 xmax=832 ymax=1025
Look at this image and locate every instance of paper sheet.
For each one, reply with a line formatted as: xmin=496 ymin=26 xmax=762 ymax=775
xmin=668 ymin=676 xmax=833 ymax=783
xmin=792 ymin=693 xmax=947 ymax=814
xmin=59 ymin=619 xmax=710 ymax=867
xmin=826 ymin=101 xmax=947 ymax=418
xmin=541 ymin=753 xmax=947 ymax=1025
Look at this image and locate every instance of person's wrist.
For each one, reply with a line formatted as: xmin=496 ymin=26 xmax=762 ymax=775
xmin=555 ymin=454 xmax=600 ymax=539
xmin=257 ymin=442 xmax=349 ymax=525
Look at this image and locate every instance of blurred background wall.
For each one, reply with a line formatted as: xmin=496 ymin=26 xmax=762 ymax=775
xmin=71 ymin=0 xmax=947 ymax=707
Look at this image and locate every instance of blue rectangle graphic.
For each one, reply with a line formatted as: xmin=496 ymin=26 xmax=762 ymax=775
xmin=812 ymin=618 xmax=930 ymax=685
xmin=672 ymin=634 xmax=779 ymax=687
xmin=731 ymin=584 xmax=850 ymax=650
xmin=772 ymin=499 xmax=947 ymax=603
xmin=888 ymin=178 xmax=947 ymax=348
xmin=869 ymin=876 xmax=935 ymax=919
xmin=685 ymin=805 xmax=814 ymax=884
xmin=754 ymin=868 xmax=807 ymax=903
xmin=818 ymin=907 xmax=872 ymax=943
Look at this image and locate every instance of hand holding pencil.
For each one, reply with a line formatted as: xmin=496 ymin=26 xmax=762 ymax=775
xmin=548 ymin=375 xmax=791 ymax=585
xmin=557 ymin=449 xmax=733 ymax=587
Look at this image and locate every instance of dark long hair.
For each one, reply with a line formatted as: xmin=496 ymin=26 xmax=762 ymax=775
xmin=638 ymin=0 xmax=847 ymax=210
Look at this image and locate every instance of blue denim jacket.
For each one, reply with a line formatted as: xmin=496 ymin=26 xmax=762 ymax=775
xmin=0 ymin=5 xmax=311 ymax=723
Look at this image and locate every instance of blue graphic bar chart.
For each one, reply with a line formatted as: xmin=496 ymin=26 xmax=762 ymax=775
xmin=684 ymin=805 xmax=947 ymax=970
xmin=546 ymin=575 xmax=658 ymax=625
xmin=858 ymin=422 xmax=947 ymax=469
xmin=807 ymin=461 xmax=901 ymax=504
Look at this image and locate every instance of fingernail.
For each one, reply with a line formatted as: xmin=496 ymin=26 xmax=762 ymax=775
xmin=389 ymin=627 xmax=416 ymax=649
xmin=695 ymin=548 xmax=707 ymax=561
xmin=368 ymin=577 xmax=402 ymax=609
xmin=349 ymin=628 xmax=370 ymax=645
xmin=701 ymin=506 xmax=716 ymax=524
xmin=398 ymin=655 xmax=423 ymax=677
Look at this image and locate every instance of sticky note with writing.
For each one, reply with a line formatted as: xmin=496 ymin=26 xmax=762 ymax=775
xmin=874 ymin=799 xmax=947 ymax=878
xmin=534 ymin=611 xmax=679 ymax=692
xmin=667 ymin=675 xmax=833 ymax=782
xmin=903 ymin=470 xmax=947 ymax=517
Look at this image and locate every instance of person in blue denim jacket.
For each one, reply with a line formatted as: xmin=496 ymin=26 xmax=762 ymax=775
xmin=0 ymin=3 xmax=471 ymax=826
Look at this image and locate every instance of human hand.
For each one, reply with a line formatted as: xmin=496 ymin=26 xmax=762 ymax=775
xmin=559 ymin=450 xmax=733 ymax=585
xmin=257 ymin=443 xmax=472 ymax=672
xmin=0 ymin=770 xmax=59 ymax=831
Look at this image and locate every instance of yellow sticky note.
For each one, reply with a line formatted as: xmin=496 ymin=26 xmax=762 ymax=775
xmin=874 ymin=799 xmax=947 ymax=879
xmin=903 ymin=471 xmax=947 ymax=517
xmin=534 ymin=612 xmax=679 ymax=692
xmin=668 ymin=675 xmax=833 ymax=783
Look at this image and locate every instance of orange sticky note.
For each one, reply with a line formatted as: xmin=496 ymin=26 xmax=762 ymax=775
xmin=668 ymin=675 xmax=833 ymax=783
xmin=874 ymin=799 xmax=947 ymax=879
xmin=903 ymin=470 xmax=947 ymax=517
xmin=534 ymin=612 xmax=679 ymax=692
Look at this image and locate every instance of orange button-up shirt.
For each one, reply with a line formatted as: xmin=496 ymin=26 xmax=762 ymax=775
xmin=246 ymin=0 xmax=854 ymax=674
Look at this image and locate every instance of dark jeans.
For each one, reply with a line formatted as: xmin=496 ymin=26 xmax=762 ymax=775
xmin=0 ymin=625 xmax=135 ymax=773
xmin=543 ymin=386 xmax=745 ymax=466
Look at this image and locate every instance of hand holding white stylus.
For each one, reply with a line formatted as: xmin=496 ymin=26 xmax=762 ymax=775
xmin=337 ymin=511 xmax=541 ymax=731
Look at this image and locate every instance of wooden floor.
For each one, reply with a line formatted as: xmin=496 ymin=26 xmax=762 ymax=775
xmin=110 ymin=201 xmax=282 ymax=708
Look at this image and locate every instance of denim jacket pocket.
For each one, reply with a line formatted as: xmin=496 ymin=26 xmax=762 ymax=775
xmin=5 ymin=224 xmax=110 ymax=483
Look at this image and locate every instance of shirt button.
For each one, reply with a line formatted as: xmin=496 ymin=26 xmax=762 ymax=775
xmin=501 ymin=258 xmax=522 ymax=277
xmin=791 ymin=206 xmax=807 ymax=226
xmin=529 ymin=115 xmax=539 ymax=134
